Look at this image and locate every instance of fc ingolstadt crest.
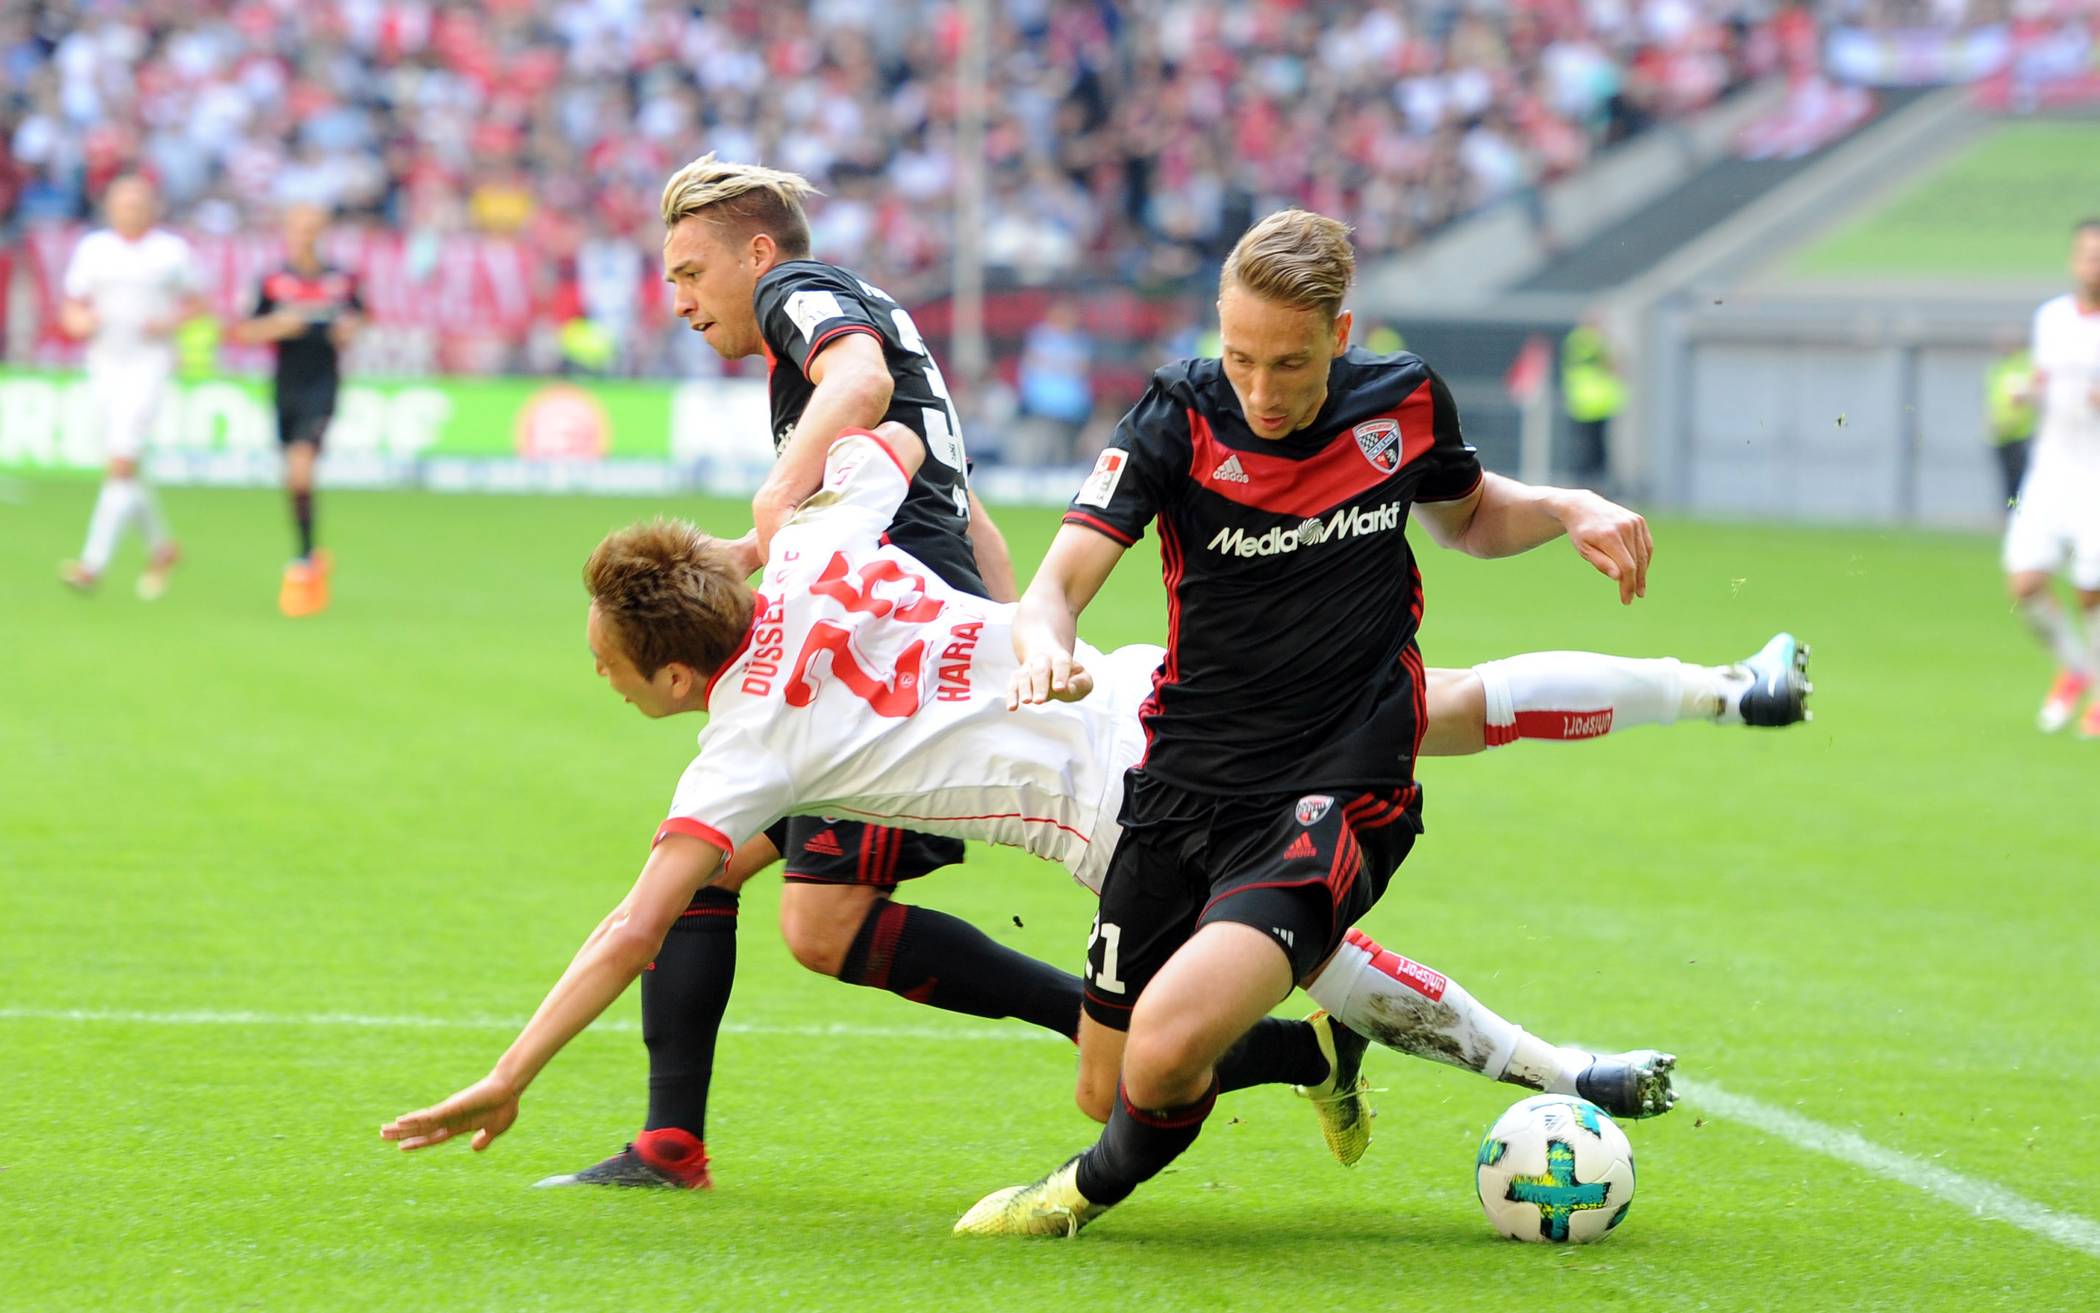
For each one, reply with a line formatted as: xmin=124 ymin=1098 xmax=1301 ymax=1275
xmin=1353 ymin=418 xmax=1401 ymax=473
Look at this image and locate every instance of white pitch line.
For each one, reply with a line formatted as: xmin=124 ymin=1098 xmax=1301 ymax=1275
xmin=1675 ymin=1076 xmax=2100 ymax=1260
xmin=6 ymin=1005 xmax=2096 ymax=1261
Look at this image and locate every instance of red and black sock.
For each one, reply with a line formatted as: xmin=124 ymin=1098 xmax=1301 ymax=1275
xmin=837 ymin=899 xmax=1081 ymax=1040
xmin=1214 ymin=1016 xmax=1328 ymax=1093
xmin=290 ymin=489 xmax=315 ymax=561
xmin=640 ymin=886 xmax=739 ymax=1139
xmin=1074 ymin=1078 xmax=1220 ymax=1206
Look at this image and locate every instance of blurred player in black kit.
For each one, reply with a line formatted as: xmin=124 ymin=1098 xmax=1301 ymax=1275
xmin=534 ymin=155 xmax=1074 ymax=1193
xmin=960 ymin=208 xmax=1657 ymax=1236
xmin=233 ymin=203 xmax=361 ymax=617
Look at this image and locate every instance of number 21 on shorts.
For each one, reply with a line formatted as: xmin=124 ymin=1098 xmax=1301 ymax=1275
xmin=1085 ymin=915 xmax=1127 ymax=994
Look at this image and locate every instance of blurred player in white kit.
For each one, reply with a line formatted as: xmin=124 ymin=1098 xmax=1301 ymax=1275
xmin=2006 ymin=219 xmax=2100 ymax=734
xmin=57 ymin=174 xmax=206 ymax=600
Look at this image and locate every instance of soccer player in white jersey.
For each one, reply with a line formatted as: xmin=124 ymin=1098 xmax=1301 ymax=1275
xmin=382 ymin=422 xmax=1809 ymax=1174
xmin=57 ymin=175 xmax=206 ymax=600
xmin=2006 ymin=219 xmax=2100 ymax=734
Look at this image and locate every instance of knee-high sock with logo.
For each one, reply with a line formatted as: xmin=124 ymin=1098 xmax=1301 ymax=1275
xmin=1074 ymin=1078 xmax=1220 ymax=1207
xmin=1305 ymin=928 xmax=1585 ymax=1095
xmin=641 ymin=887 xmax=740 ymax=1138
xmin=837 ymin=899 xmax=1083 ymax=1039
xmin=2017 ymin=594 xmax=2091 ymax=674
xmin=1475 ymin=652 xmax=1743 ymax=743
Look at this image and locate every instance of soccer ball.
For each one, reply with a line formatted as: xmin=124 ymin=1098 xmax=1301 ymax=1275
xmin=1474 ymin=1094 xmax=1636 ymax=1243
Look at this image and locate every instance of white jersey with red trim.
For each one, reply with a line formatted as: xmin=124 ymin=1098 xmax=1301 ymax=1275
xmin=2031 ymin=294 xmax=2100 ymax=478
xmin=659 ymin=430 xmax=1153 ymax=892
xmin=62 ymin=227 xmax=198 ymax=370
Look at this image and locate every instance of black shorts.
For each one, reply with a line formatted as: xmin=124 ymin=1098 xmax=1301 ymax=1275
xmin=759 ymin=816 xmax=966 ymax=887
xmin=277 ymin=386 xmax=338 ymax=448
xmin=1081 ymin=777 xmax=1420 ymax=1030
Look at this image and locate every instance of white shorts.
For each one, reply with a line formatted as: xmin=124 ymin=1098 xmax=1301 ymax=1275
xmin=87 ymin=354 xmax=172 ymax=462
xmin=1071 ymin=643 xmax=1166 ymax=896
xmin=2003 ymin=464 xmax=2100 ymax=589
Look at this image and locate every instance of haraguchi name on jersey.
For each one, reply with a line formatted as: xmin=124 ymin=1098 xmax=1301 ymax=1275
xmin=1206 ymin=500 xmax=1406 ymax=558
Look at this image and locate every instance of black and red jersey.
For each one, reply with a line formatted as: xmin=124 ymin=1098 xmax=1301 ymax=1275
xmin=253 ymin=264 xmax=360 ymax=396
xmin=754 ymin=259 xmax=983 ymax=596
xmin=1064 ymin=348 xmax=1482 ymax=799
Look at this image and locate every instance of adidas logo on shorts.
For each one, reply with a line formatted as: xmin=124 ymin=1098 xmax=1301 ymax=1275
xmin=803 ymin=829 xmax=845 ymax=857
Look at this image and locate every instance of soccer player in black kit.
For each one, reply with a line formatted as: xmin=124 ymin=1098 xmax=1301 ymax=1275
xmin=232 ymin=203 xmax=361 ymax=617
xmin=960 ymin=209 xmax=1655 ymax=1236
xmin=538 ymin=155 xmax=1076 ymax=1191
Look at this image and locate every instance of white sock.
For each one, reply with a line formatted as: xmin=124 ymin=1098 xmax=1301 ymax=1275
xmin=2084 ymin=607 xmax=2100 ymax=680
xmin=2017 ymin=594 xmax=2090 ymax=675
xmin=1475 ymin=652 xmax=1715 ymax=745
xmin=1306 ymin=929 xmax=1582 ymax=1093
xmin=81 ymin=478 xmax=140 ymax=573
xmin=134 ymin=481 xmax=170 ymax=551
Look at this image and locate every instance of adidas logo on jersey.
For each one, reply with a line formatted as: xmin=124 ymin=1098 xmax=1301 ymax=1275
xmin=803 ymin=829 xmax=845 ymax=857
xmin=1282 ymin=832 xmax=1318 ymax=861
xmin=1207 ymin=499 xmax=1405 ymax=558
xmin=1210 ymin=454 xmax=1250 ymax=484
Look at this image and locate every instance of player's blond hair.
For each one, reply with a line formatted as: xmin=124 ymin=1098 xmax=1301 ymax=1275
xmin=584 ymin=519 xmax=755 ymax=678
xmin=660 ymin=153 xmax=818 ymax=258
xmin=1220 ymin=209 xmax=1356 ymax=320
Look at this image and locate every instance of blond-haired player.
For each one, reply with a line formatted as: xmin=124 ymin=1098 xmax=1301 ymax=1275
xmin=2006 ymin=219 xmax=2100 ymax=734
xmin=58 ymin=175 xmax=206 ymax=599
xmin=956 ymin=208 xmax=1690 ymax=1236
xmin=516 ymin=154 xmax=1057 ymax=1191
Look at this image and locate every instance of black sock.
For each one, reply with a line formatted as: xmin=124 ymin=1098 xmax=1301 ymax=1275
xmin=1214 ymin=1017 xmax=1328 ymax=1093
xmin=291 ymin=489 xmax=314 ymax=560
xmin=837 ymin=899 xmax=1082 ymax=1039
xmin=1074 ymin=1078 xmax=1219 ymax=1206
xmin=640 ymin=886 xmax=739 ymax=1138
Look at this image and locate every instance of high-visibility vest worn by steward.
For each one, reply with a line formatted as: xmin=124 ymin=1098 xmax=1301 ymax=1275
xmin=1561 ymin=325 xmax=1623 ymax=423
xmin=1986 ymin=348 xmax=2036 ymax=445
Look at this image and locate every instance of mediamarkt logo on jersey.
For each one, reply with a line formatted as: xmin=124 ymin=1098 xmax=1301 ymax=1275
xmin=1207 ymin=499 xmax=1405 ymax=557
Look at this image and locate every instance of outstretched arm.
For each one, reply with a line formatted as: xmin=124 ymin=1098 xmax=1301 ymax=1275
xmin=1008 ymin=523 xmax=1125 ymax=708
xmin=380 ymin=833 xmax=726 ymax=1153
xmin=1412 ymin=472 xmax=1652 ymax=604
xmin=750 ymin=332 xmax=894 ymax=559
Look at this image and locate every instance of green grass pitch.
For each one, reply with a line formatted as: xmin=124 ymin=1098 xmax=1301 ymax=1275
xmin=4 ymin=480 xmax=2095 ymax=1310
xmin=1789 ymin=119 xmax=2100 ymax=281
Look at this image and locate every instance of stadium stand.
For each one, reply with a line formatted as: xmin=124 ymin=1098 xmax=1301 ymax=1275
xmin=3 ymin=2 xmax=1796 ymax=361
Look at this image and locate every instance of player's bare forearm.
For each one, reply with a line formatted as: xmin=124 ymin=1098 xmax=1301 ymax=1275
xmin=379 ymin=836 xmax=724 ymax=1153
xmin=489 ymin=911 xmax=658 ymax=1093
xmin=754 ymin=336 xmax=895 ymax=553
xmin=1418 ymin=474 xmax=1651 ymax=604
xmin=1009 ymin=524 xmax=1123 ymax=706
xmin=58 ymin=299 xmax=97 ymax=339
xmin=966 ymin=490 xmax=1019 ymax=602
xmin=493 ymin=834 xmax=725 ymax=1090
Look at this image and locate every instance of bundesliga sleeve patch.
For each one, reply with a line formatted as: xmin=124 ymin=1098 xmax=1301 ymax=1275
xmin=1074 ymin=448 xmax=1128 ymax=508
xmin=784 ymin=289 xmax=847 ymax=344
